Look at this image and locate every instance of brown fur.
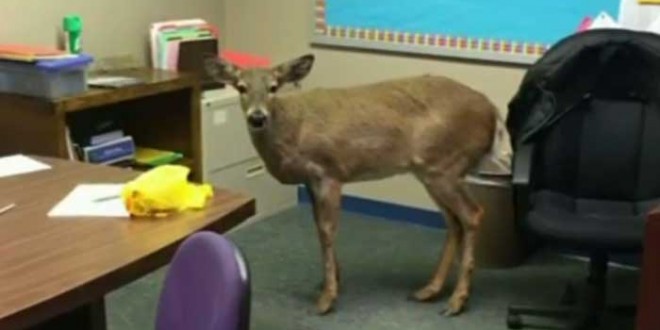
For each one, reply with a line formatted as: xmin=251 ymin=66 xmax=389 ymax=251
xmin=206 ymin=54 xmax=505 ymax=316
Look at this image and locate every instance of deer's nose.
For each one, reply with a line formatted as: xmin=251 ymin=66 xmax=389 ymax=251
xmin=247 ymin=112 xmax=267 ymax=128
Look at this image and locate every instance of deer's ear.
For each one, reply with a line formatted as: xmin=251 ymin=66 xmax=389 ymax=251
xmin=272 ymin=54 xmax=315 ymax=85
xmin=204 ymin=55 xmax=241 ymax=85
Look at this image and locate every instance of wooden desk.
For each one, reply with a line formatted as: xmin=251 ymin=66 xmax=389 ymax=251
xmin=0 ymin=69 xmax=203 ymax=181
xmin=0 ymin=157 xmax=255 ymax=330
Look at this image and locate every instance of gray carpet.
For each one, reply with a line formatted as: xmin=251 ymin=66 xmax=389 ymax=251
xmin=106 ymin=206 xmax=638 ymax=330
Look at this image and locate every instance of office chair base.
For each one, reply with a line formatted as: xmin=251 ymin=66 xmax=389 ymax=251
xmin=507 ymin=313 xmax=523 ymax=329
xmin=507 ymin=304 xmax=597 ymax=330
xmin=560 ymin=283 xmax=578 ymax=306
xmin=507 ymin=286 xmax=635 ymax=330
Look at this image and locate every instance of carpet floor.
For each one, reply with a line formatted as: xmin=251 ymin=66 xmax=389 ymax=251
xmin=106 ymin=206 xmax=638 ymax=330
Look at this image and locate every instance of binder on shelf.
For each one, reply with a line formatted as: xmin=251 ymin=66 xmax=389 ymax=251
xmin=83 ymin=136 xmax=136 ymax=165
xmin=134 ymin=147 xmax=184 ymax=167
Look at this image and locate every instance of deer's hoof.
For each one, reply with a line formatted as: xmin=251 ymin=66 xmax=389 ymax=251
xmin=441 ymin=295 xmax=467 ymax=317
xmin=316 ymin=292 xmax=337 ymax=315
xmin=410 ymin=286 xmax=443 ymax=302
xmin=441 ymin=305 xmax=463 ymax=317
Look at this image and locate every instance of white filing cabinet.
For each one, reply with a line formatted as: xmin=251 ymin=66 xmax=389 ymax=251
xmin=200 ymin=88 xmax=297 ymax=221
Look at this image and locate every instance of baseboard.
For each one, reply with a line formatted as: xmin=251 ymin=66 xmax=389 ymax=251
xmin=297 ymin=186 xmax=445 ymax=229
xmin=296 ymin=187 xmax=643 ymax=268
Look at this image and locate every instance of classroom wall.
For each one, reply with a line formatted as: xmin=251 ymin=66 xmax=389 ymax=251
xmin=228 ymin=0 xmax=527 ymax=210
xmin=0 ymin=0 xmax=224 ymax=67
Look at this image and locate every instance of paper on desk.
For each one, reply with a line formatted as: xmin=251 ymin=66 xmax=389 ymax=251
xmin=48 ymin=184 xmax=130 ymax=218
xmin=0 ymin=154 xmax=51 ymax=178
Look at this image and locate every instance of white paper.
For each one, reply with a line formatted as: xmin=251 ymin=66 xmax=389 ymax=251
xmin=0 ymin=154 xmax=51 ymax=178
xmin=588 ymin=12 xmax=621 ymax=30
xmin=48 ymin=184 xmax=130 ymax=218
xmin=619 ymin=0 xmax=660 ymax=31
xmin=647 ymin=14 xmax=660 ymax=34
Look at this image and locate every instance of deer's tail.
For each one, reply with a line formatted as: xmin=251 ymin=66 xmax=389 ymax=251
xmin=476 ymin=115 xmax=512 ymax=175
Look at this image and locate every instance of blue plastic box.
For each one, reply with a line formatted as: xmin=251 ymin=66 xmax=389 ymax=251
xmin=0 ymin=54 xmax=93 ymax=99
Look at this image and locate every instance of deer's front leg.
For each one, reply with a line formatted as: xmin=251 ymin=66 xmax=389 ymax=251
xmin=308 ymin=178 xmax=342 ymax=315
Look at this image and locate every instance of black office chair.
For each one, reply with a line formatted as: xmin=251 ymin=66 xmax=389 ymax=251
xmin=505 ymin=29 xmax=660 ymax=330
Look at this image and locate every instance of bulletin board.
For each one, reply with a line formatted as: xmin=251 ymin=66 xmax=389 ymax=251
xmin=311 ymin=0 xmax=621 ymax=65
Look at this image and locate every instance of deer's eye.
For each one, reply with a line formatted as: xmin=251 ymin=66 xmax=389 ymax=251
xmin=269 ymin=85 xmax=279 ymax=94
xmin=236 ymin=83 xmax=248 ymax=94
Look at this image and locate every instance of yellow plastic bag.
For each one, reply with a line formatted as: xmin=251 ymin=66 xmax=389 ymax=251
xmin=121 ymin=165 xmax=213 ymax=218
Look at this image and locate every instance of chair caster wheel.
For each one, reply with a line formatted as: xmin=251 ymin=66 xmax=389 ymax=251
xmin=507 ymin=313 xmax=523 ymax=329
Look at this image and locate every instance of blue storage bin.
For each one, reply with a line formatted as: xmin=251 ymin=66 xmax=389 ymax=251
xmin=0 ymin=54 xmax=93 ymax=99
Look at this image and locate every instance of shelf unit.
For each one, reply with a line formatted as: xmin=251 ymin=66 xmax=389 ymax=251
xmin=0 ymin=69 xmax=202 ymax=181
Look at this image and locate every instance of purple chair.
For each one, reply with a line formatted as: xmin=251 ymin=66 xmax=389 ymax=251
xmin=155 ymin=231 xmax=251 ymax=330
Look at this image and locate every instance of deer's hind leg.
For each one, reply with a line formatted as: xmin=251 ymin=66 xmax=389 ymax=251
xmin=409 ymin=194 xmax=462 ymax=303
xmin=415 ymin=160 xmax=484 ymax=316
xmin=438 ymin=180 xmax=483 ymax=316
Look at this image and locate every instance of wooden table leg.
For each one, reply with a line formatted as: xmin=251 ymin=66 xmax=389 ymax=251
xmin=28 ymin=299 xmax=106 ymax=330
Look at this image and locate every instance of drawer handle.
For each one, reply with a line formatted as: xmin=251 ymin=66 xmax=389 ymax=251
xmin=246 ymin=164 xmax=265 ymax=178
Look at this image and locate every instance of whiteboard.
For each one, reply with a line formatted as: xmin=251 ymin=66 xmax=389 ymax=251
xmin=311 ymin=0 xmax=621 ymax=65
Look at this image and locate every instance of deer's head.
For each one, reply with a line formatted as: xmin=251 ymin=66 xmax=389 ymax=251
xmin=205 ymin=54 xmax=315 ymax=131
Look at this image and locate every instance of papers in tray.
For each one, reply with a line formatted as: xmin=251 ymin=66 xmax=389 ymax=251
xmin=149 ymin=18 xmax=219 ymax=70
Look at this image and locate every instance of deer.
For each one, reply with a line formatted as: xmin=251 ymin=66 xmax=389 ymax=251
xmin=205 ymin=53 xmax=510 ymax=316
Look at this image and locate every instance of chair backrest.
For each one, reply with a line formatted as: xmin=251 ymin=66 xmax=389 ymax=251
xmin=533 ymin=96 xmax=660 ymax=202
xmin=155 ymin=231 xmax=251 ymax=330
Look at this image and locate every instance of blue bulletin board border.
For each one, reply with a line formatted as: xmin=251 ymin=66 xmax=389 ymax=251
xmin=311 ymin=0 xmax=616 ymax=65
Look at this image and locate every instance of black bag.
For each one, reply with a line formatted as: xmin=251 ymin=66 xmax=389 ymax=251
xmin=507 ymin=29 xmax=660 ymax=149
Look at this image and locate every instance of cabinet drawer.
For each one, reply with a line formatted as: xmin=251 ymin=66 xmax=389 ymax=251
xmin=208 ymin=158 xmax=297 ymax=219
xmin=201 ymin=90 xmax=258 ymax=172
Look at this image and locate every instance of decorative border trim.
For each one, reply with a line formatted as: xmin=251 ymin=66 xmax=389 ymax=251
xmin=312 ymin=0 xmax=550 ymax=64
